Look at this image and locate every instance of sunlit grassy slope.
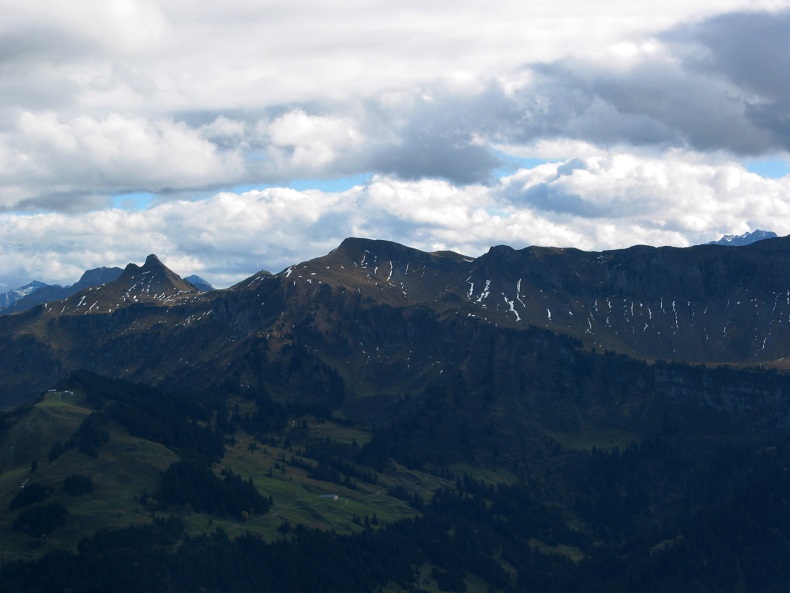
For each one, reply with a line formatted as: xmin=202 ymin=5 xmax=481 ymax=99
xmin=0 ymin=391 xmax=446 ymax=561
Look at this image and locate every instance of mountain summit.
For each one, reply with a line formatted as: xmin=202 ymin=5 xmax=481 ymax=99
xmin=0 ymin=281 xmax=47 ymax=310
xmin=707 ymin=229 xmax=777 ymax=246
xmin=53 ymin=254 xmax=200 ymax=314
xmin=116 ymin=254 xmax=197 ymax=296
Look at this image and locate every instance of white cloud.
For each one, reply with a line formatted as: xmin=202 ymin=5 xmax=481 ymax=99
xmin=4 ymin=2 xmax=786 ymax=114
xmin=499 ymin=151 xmax=790 ymax=236
xmin=1 ymin=151 xmax=788 ymax=291
xmin=2 ymin=4 xmax=790 ymax=209
xmin=0 ymin=112 xmax=249 ymax=209
xmin=256 ymin=110 xmax=365 ymax=177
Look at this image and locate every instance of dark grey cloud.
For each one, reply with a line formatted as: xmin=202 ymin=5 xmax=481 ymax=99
xmin=348 ymin=7 xmax=790 ymax=184
xmin=669 ymin=10 xmax=790 ymax=100
xmin=519 ymin=184 xmax=599 ymax=217
xmin=585 ymin=61 xmax=774 ymax=153
xmin=352 ymin=74 xmax=592 ymax=184
xmin=531 ymin=8 xmax=790 ymax=154
xmin=14 ymin=191 xmax=111 ymax=213
xmin=365 ymin=8 xmax=790 ymax=163
xmin=370 ymin=128 xmax=500 ymax=184
xmin=0 ymin=25 xmax=92 ymax=120
xmin=667 ymin=9 xmax=790 ymax=149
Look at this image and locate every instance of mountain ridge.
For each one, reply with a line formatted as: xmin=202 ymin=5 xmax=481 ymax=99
xmin=707 ymin=228 xmax=777 ymax=246
xmin=0 ymin=265 xmax=214 ymax=315
xmin=1 ymin=236 xmax=789 ymax=408
xmin=0 ymin=280 xmax=48 ymax=309
xmin=0 ymin=267 xmax=124 ymax=315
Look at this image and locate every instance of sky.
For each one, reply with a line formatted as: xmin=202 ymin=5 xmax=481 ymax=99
xmin=2 ymin=0 xmax=790 ymax=289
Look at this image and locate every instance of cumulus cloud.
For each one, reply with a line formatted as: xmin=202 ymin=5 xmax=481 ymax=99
xmin=0 ymin=112 xmax=249 ymax=209
xmin=498 ymin=152 xmax=790 ymax=236
xmin=2 ymin=2 xmax=790 ymax=208
xmin=1 ymin=152 xmax=788 ymax=291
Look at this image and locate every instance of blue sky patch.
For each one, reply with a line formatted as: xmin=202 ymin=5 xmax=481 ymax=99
xmin=742 ymin=158 xmax=790 ymax=178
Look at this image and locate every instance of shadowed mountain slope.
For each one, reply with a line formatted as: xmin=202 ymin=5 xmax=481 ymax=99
xmin=0 ymin=237 xmax=789 ymax=408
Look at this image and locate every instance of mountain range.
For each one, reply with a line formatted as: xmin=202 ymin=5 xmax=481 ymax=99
xmin=2 ymin=235 xmax=790 ymax=591
xmin=707 ymin=228 xmax=777 ymax=246
xmin=1 ymin=235 xmax=789 ymax=409
xmin=0 ymin=270 xmax=214 ymax=316
xmin=0 ymin=227 xmax=770 ymax=317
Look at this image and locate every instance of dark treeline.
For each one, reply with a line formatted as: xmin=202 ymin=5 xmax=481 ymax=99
xmin=158 ymin=458 xmax=271 ymax=518
xmin=62 ymin=474 xmax=94 ymax=496
xmin=9 ymin=484 xmax=52 ymax=510
xmin=4 ymin=460 xmax=790 ymax=592
xmin=11 ymin=503 xmax=69 ymax=538
xmin=48 ymin=411 xmax=109 ymax=462
xmin=294 ymin=439 xmax=378 ymax=489
xmin=61 ymin=371 xmax=226 ymax=461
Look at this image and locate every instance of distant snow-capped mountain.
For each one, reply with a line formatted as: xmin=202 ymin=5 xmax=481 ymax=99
xmin=0 ymin=267 xmax=123 ymax=315
xmin=0 ymin=268 xmax=213 ymax=315
xmin=0 ymin=281 xmax=48 ymax=309
xmin=708 ymin=229 xmax=777 ymax=246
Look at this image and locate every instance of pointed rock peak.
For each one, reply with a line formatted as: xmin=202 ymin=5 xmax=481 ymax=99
xmin=487 ymin=245 xmax=516 ymax=256
xmin=123 ymin=254 xmax=175 ymax=278
xmin=482 ymin=244 xmax=524 ymax=267
xmin=184 ymin=275 xmax=214 ymax=292
xmin=106 ymin=254 xmax=198 ymax=301
xmin=121 ymin=261 xmax=140 ymax=275
xmin=143 ymin=254 xmax=165 ymax=268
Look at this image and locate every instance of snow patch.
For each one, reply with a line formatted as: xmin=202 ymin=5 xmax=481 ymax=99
xmin=503 ymin=295 xmax=521 ymax=321
xmin=516 ymin=279 xmax=526 ymax=309
xmin=476 ymin=280 xmax=491 ymax=302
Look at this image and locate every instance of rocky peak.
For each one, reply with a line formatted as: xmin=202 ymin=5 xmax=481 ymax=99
xmin=118 ymin=255 xmax=197 ymax=295
xmin=0 ymin=281 xmax=48 ymax=309
xmin=75 ymin=267 xmax=123 ymax=288
xmin=708 ymin=229 xmax=778 ymax=246
xmin=184 ymin=275 xmax=215 ymax=292
xmin=46 ymin=255 xmax=200 ymax=315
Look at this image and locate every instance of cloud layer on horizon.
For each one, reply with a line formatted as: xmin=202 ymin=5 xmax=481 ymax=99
xmin=1 ymin=152 xmax=787 ymax=290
